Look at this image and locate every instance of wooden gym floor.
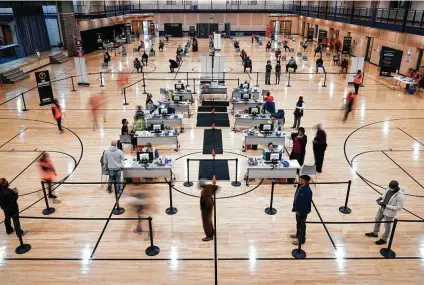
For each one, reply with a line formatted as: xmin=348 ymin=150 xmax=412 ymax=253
xmin=0 ymin=35 xmax=424 ymax=284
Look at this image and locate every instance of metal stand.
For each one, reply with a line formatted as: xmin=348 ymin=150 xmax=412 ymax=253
xmin=380 ymin=219 xmax=397 ymax=258
xmin=123 ymin=88 xmax=129 ymax=105
xmin=13 ymin=215 xmax=31 ymax=254
xmin=265 ymin=182 xmax=277 ymax=215
xmin=183 ymin=159 xmax=193 ymax=187
xmin=339 ymin=180 xmax=352 ymax=214
xmin=99 ymin=72 xmax=105 ymax=87
xmin=71 ymin=76 xmax=76 ymax=92
xmin=291 ymin=219 xmax=306 ymax=259
xmin=287 ymin=72 xmax=291 ymax=87
xmin=322 ymin=72 xmax=327 ymax=87
xmin=41 ymin=181 xmax=55 ymax=215
xmin=21 ymin=93 xmax=28 ymax=111
xmin=231 ymin=158 xmax=241 ymax=187
xmin=165 ymin=181 xmax=178 ymax=215
xmin=142 ymin=72 xmax=147 ymax=94
xmin=112 ymin=182 xmax=125 ymax=215
xmin=145 ymin=217 xmax=160 ymax=256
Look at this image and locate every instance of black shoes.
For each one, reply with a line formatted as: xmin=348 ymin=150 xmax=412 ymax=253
xmin=365 ymin=232 xmax=378 ymax=238
xmin=375 ymin=239 xmax=387 ymax=245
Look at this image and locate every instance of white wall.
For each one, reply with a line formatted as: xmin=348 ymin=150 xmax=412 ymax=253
xmin=45 ymin=18 xmax=61 ymax=46
xmin=411 ymin=1 xmax=424 ymax=9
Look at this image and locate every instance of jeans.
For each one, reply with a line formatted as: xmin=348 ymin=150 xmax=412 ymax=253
xmin=296 ymin=214 xmax=307 ymax=243
xmin=265 ymin=72 xmax=271 ymax=85
xmin=56 ymin=118 xmax=62 ymax=132
xmin=108 ymin=169 xmax=122 ymax=193
xmin=292 ymin=116 xmax=301 ymax=129
xmin=354 ymin=83 xmax=360 ymax=94
xmin=372 ymin=207 xmax=394 ymax=241
xmin=275 ymin=72 xmax=281 ymax=84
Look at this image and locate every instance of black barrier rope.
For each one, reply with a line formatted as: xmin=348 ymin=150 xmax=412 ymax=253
xmin=12 ymin=214 xmax=31 ymax=254
xmin=41 ymin=181 xmax=55 ymax=215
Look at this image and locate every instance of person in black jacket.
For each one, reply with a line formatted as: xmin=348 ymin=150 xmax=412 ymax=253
xmin=265 ymin=41 xmax=271 ymax=52
xmin=265 ymin=60 xmax=272 ymax=85
xmin=290 ymin=175 xmax=313 ymax=245
xmin=290 ymin=127 xmax=307 ymax=166
xmin=141 ymin=52 xmax=149 ymax=65
xmin=0 ymin=178 xmax=27 ymax=235
xmin=169 ymin=59 xmax=179 ymax=73
xmin=313 ymin=124 xmax=327 ymax=173
xmin=275 ymin=62 xmax=281 ymax=84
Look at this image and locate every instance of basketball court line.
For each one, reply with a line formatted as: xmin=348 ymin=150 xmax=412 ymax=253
xmin=382 ymin=151 xmax=424 ymax=190
xmin=398 ymin=128 xmax=424 ymax=147
xmin=0 ymin=127 xmax=27 ymax=149
xmin=9 ymin=151 xmax=45 ymax=184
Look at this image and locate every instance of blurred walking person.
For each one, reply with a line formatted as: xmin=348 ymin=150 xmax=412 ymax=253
xmin=0 ymin=178 xmax=27 ymax=235
xmin=38 ymin=153 xmax=57 ymax=199
xmin=199 ymin=180 xmax=218 ymax=242
xmin=51 ymin=99 xmax=64 ymax=133
xmin=343 ymin=91 xmax=355 ymax=122
xmin=89 ymin=92 xmax=109 ymax=130
xmin=313 ymin=124 xmax=327 ymax=173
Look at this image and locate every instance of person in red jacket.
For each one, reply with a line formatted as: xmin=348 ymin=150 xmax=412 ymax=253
xmin=38 ymin=153 xmax=57 ymax=199
xmin=51 ymin=99 xmax=63 ymax=133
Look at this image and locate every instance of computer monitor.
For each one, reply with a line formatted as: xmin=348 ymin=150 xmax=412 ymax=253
xmin=243 ymin=83 xmax=249 ymax=89
xmin=137 ymin=151 xmax=154 ymax=163
xmin=173 ymin=95 xmax=182 ymax=102
xmin=249 ymin=107 xmax=259 ymax=115
xmin=159 ymin=108 xmax=168 ymax=115
xmin=259 ymin=123 xmax=273 ymax=133
xmin=241 ymin=93 xmax=250 ymax=100
xmin=148 ymin=123 xmax=164 ymax=132
xmin=175 ymin=84 xmax=183 ymax=91
xmin=265 ymin=151 xmax=282 ymax=162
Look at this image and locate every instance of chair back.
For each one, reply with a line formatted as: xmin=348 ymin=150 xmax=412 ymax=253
xmin=301 ymin=165 xmax=317 ymax=176
xmin=120 ymin=135 xmax=132 ymax=143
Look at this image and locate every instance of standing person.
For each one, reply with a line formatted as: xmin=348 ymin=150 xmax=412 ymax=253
xmin=169 ymin=59 xmax=179 ymax=73
xmin=292 ymin=96 xmax=305 ymax=129
xmin=134 ymin=58 xmax=142 ymax=73
xmin=275 ymin=48 xmax=282 ymax=61
xmin=38 ymin=153 xmax=57 ymax=199
xmin=290 ymin=175 xmax=313 ymax=245
xmin=313 ymin=124 xmax=327 ymax=173
xmin=141 ymin=51 xmax=149 ymax=65
xmin=251 ymin=33 xmax=254 ymax=43
xmin=89 ymin=94 xmax=102 ymax=130
xmin=314 ymin=44 xmax=322 ymax=57
xmin=340 ymin=58 xmax=349 ymax=74
xmin=103 ymin=140 xmax=124 ymax=194
xmin=365 ymin=181 xmax=405 ymax=245
xmin=0 ymin=178 xmax=27 ymax=235
xmin=121 ymin=118 xmax=129 ymax=135
xmin=316 ymin=57 xmax=326 ymax=73
xmin=290 ymin=127 xmax=307 ymax=166
xmin=343 ymin=91 xmax=355 ymax=122
xmin=159 ymin=40 xmax=164 ymax=52
xmin=353 ymin=70 xmax=362 ymax=95
xmin=265 ymin=60 xmax=272 ymax=85
xmin=243 ymin=56 xmax=252 ymax=73
xmin=265 ymin=41 xmax=271 ymax=52
xmin=199 ymin=180 xmax=219 ymax=242
xmin=51 ymin=99 xmax=64 ymax=133
xmin=275 ymin=61 xmax=281 ymax=84
xmin=103 ymin=51 xmax=111 ymax=66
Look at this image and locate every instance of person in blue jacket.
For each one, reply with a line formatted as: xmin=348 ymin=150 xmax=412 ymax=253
xmin=291 ymin=175 xmax=313 ymax=245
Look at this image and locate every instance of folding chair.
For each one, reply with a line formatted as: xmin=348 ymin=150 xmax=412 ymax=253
xmin=300 ymin=165 xmax=318 ymax=187
xmin=281 ymin=55 xmax=287 ymax=61
xmin=289 ymin=48 xmax=295 ymax=53
xmin=297 ymin=52 xmax=302 ymax=57
xmin=302 ymin=56 xmax=308 ymax=62
xmin=119 ymin=135 xmax=132 ymax=151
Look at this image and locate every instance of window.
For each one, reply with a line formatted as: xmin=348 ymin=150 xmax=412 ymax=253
xmin=248 ymin=0 xmax=257 ymax=5
xmin=167 ymin=1 xmax=177 ymax=5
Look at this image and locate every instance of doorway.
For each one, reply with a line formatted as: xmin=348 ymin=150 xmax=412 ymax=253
xmin=314 ymin=24 xmax=319 ymax=39
xmin=365 ymin=36 xmax=373 ymax=61
xmin=301 ymin=21 xmax=306 ymax=38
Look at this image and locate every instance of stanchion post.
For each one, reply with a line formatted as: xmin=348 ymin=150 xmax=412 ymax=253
xmin=145 ymin=217 xmax=160 ymax=256
xmin=112 ymin=181 xmax=125 ymax=215
xmin=231 ymin=158 xmax=241 ymax=187
xmin=322 ymin=72 xmax=327 ymax=87
xmin=99 ymin=72 xmax=105 ymax=87
xmin=193 ymin=78 xmax=196 ymax=94
xmin=287 ymin=72 xmax=291 ymax=87
xmin=291 ymin=218 xmax=306 ymax=259
xmin=123 ymin=88 xmax=129 ymax=105
xmin=41 ymin=181 xmax=55 ymax=215
xmin=71 ymin=76 xmax=76 ymax=92
xmin=237 ymin=78 xmax=240 ymax=86
xmin=12 ymin=215 xmax=31 ymax=254
xmin=186 ymin=72 xmax=190 ymax=87
xmin=183 ymin=159 xmax=193 ymax=187
xmin=21 ymin=93 xmax=28 ymax=111
xmin=265 ymin=182 xmax=277 ymax=215
xmin=213 ymin=189 xmax=218 ymax=285
xmin=165 ymin=181 xmax=178 ymax=215
xmin=339 ymin=180 xmax=352 ymax=214
xmin=361 ymin=71 xmax=365 ymax=87
xmin=142 ymin=72 xmax=147 ymax=94
xmin=255 ymin=72 xmax=259 ymax=86
xmin=380 ymin=219 xmax=398 ymax=258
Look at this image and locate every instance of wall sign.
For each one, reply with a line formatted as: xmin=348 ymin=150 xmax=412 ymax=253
xmin=35 ymin=70 xmax=54 ymax=106
xmin=342 ymin=36 xmax=352 ymax=55
xmin=379 ymin=46 xmax=403 ymax=77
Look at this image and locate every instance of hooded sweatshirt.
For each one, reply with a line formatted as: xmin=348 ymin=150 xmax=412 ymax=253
xmin=103 ymin=146 xmax=124 ymax=170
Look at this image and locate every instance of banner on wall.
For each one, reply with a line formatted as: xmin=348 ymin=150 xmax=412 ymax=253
xmin=342 ymin=36 xmax=352 ymax=55
xmin=318 ymin=30 xmax=327 ymax=43
xmin=307 ymin=28 xmax=314 ymax=42
xmin=379 ymin=46 xmax=403 ymax=77
xmin=266 ymin=23 xmax=271 ymax=38
xmin=35 ymin=70 xmax=54 ymax=106
xmin=75 ymin=39 xmax=83 ymax=57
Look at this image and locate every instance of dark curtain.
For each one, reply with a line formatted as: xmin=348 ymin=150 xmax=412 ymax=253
xmin=13 ymin=5 xmax=51 ymax=57
xmin=81 ymin=24 xmax=125 ymax=54
xmin=164 ymin=23 xmax=183 ymax=37
xmin=196 ymin=23 xmax=219 ymax=38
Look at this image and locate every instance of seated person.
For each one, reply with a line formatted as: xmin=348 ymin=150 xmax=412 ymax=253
xmin=269 ymin=115 xmax=280 ymax=131
xmin=314 ymin=45 xmax=323 ymax=57
xmin=286 ymin=57 xmax=298 ymax=72
xmin=134 ymin=105 xmax=144 ymax=119
xmin=240 ymin=80 xmax=249 ymax=89
xmin=283 ymin=41 xmax=289 ymax=52
xmin=133 ymin=113 xmax=146 ymax=132
xmin=177 ymin=45 xmax=183 ymax=54
xmin=143 ymin=142 xmax=159 ymax=159
xmin=159 ymin=40 xmax=165 ymax=52
xmin=234 ymin=41 xmax=240 ymax=50
xmin=263 ymin=100 xmax=276 ymax=114
xmin=333 ymin=54 xmax=340 ymax=66
xmin=176 ymin=80 xmax=185 ymax=90
xmin=165 ymin=34 xmax=169 ymax=42
xmin=149 ymin=46 xmax=155 ymax=56
xmin=265 ymin=41 xmax=271 ymax=52
xmin=261 ymin=142 xmax=275 ymax=159
xmin=169 ymin=59 xmax=179 ymax=73
xmin=301 ymin=41 xmax=308 ymax=51
xmin=240 ymin=49 xmax=247 ymax=61
xmin=183 ymin=46 xmax=189 ymax=55
xmin=265 ymin=91 xmax=274 ymax=103
xmin=316 ymin=57 xmax=326 ymax=73
xmin=341 ymin=58 xmax=349 ymax=74
xmin=275 ymin=48 xmax=282 ymax=60
xmin=273 ymin=109 xmax=285 ymax=127
xmin=244 ymin=56 xmax=252 ymax=73
xmin=141 ymin=52 xmax=149 ymax=65
xmin=145 ymin=94 xmax=157 ymax=113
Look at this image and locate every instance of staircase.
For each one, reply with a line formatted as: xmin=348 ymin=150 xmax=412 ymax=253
xmin=49 ymin=52 xmax=69 ymax=64
xmin=0 ymin=68 xmax=30 ymax=84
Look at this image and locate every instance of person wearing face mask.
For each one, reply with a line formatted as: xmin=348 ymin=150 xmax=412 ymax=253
xmin=290 ymin=175 xmax=313 ymax=245
xmin=365 ymin=181 xmax=405 ymax=245
xmin=290 ymin=127 xmax=307 ymax=166
xmin=313 ymin=123 xmax=327 ymax=173
xmin=0 ymin=178 xmax=28 ymax=236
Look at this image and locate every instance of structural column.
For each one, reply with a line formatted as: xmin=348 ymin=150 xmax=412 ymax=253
xmin=57 ymin=1 xmax=79 ymax=57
